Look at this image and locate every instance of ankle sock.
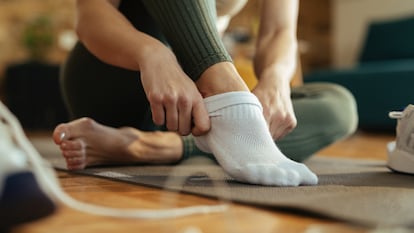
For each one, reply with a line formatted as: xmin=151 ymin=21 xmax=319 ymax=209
xmin=194 ymin=92 xmax=318 ymax=186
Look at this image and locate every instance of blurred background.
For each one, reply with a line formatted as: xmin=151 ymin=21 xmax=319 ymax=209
xmin=0 ymin=0 xmax=75 ymax=129
xmin=0 ymin=0 xmax=413 ymax=131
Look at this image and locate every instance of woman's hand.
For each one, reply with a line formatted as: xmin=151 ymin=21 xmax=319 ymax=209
xmin=252 ymin=0 xmax=299 ymax=140
xmin=139 ymin=44 xmax=210 ymax=136
xmin=252 ymin=71 xmax=297 ymax=140
xmin=75 ymin=0 xmax=210 ymax=136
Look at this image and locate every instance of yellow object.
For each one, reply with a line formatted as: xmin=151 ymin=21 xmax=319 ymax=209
xmin=234 ymin=55 xmax=303 ymax=89
xmin=234 ymin=57 xmax=257 ymax=90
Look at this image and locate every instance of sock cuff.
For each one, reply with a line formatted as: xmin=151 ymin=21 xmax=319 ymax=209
xmin=203 ymin=91 xmax=262 ymax=113
xmin=181 ymin=135 xmax=214 ymax=162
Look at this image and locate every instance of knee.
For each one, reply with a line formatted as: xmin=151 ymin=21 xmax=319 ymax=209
xmin=320 ymin=83 xmax=359 ymax=140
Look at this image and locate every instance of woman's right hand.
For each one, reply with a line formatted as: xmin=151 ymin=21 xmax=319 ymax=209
xmin=138 ymin=44 xmax=210 ymax=136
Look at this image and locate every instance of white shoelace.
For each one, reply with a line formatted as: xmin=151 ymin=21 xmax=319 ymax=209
xmin=389 ymin=111 xmax=404 ymax=119
xmin=0 ymin=101 xmax=228 ymax=219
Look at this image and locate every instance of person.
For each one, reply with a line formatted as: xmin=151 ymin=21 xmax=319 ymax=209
xmin=52 ymin=0 xmax=358 ymax=186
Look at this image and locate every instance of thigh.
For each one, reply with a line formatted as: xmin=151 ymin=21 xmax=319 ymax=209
xmin=276 ymin=82 xmax=358 ymax=161
xmin=60 ymin=1 xmax=170 ymax=130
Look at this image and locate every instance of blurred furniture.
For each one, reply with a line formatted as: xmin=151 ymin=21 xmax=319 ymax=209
xmin=304 ymin=15 xmax=414 ymax=131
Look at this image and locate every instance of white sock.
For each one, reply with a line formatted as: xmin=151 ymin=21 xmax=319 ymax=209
xmin=194 ymin=92 xmax=318 ymax=186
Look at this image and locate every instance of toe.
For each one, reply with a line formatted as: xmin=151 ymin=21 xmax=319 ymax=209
xmin=62 ymin=149 xmax=84 ymax=159
xmin=61 ymin=140 xmax=83 ymax=150
xmin=66 ymin=156 xmax=86 ymax=170
xmin=296 ymin=163 xmax=318 ymax=185
xmin=53 ymin=117 xmax=97 ymax=144
xmin=67 ymin=161 xmax=86 ymax=170
xmin=244 ymin=164 xmax=300 ymax=186
xmin=53 ymin=123 xmax=68 ymax=144
xmin=301 ymin=171 xmax=318 ymax=186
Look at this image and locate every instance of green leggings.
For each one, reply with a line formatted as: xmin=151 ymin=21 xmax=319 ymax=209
xmin=61 ymin=0 xmax=358 ymax=162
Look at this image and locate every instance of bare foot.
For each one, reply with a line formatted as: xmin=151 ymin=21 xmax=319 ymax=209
xmin=52 ymin=118 xmax=183 ymax=170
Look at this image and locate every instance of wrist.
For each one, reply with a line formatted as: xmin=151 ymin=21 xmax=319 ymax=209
xmin=258 ymin=66 xmax=291 ymax=87
xmin=134 ymin=36 xmax=172 ymax=71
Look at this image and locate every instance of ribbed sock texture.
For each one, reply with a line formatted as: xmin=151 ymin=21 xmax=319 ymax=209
xmin=181 ymin=135 xmax=215 ymax=162
xmin=194 ymin=92 xmax=318 ymax=186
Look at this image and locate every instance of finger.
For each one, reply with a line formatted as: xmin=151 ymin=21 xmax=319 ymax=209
xmin=270 ymin=119 xmax=296 ymax=140
xmin=150 ymin=103 xmax=165 ymax=126
xmin=269 ymin=121 xmax=284 ymax=140
xmin=177 ymin=98 xmax=192 ymax=135
xmin=276 ymin=127 xmax=293 ymax=140
xmin=191 ymin=101 xmax=210 ymax=136
xmin=165 ymin=100 xmax=179 ymax=131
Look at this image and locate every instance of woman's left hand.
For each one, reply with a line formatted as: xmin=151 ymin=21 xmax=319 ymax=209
xmin=252 ymin=74 xmax=297 ymax=140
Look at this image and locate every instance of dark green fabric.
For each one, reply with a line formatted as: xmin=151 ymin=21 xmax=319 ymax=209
xmin=305 ymin=63 xmax=414 ymax=130
xmin=305 ymin=15 xmax=414 ymax=131
xmin=359 ymin=15 xmax=414 ymax=62
xmin=278 ymin=83 xmax=357 ymax=161
xmin=141 ymin=0 xmax=232 ymax=80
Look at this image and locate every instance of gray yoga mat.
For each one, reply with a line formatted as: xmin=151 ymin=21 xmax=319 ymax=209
xmin=32 ymin=138 xmax=414 ymax=228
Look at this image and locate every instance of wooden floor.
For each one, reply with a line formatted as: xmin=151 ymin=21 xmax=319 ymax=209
xmin=12 ymin=130 xmax=396 ymax=233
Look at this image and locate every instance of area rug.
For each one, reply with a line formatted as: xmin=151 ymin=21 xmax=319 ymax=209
xmin=32 ymin=138 xmax=414 ymax=228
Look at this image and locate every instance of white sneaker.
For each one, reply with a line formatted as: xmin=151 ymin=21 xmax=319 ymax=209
xmin=0 ymin=103 xmax=55 ymax=230
xmin=0 ymin=100 xmax=227 ymax=229
xmin=387 ymin=104 xmax=414 ymax=174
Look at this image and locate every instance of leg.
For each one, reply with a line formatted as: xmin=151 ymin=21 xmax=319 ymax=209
xmin=141 ymin=0 xmax=249 ymax=95
xmin=56 ymin=42 xmax=184 ymax=169
xmin=54 ymin=0 xmax=250 ymax=170
xmin=53 ymin=118 xmax=182 ymax=170
xmin=277 ymin=82 xmax=358 ymax=161
xmin=55 ymin=1 xmax=183 ymax=169
xmin=142 ymin=0 xmax=317 ymax=186
xmin=61 ymin=43 xmax=153 ymax=130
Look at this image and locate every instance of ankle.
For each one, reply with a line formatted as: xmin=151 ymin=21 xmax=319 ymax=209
xmin=196 ymin=62 xmax=249 ymax=97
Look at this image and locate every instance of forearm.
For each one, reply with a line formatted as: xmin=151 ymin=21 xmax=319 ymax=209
xmin=253 ymin=0 xmax=299 ymax=85
xmin=75 ymin=0 xmax=165 ymax=71
xmin=254 ymin=30 xmax=297 ymax=84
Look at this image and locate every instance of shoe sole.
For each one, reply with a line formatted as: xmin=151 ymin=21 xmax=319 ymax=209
xmin=0 ymin=171 xmax=55 ymax=230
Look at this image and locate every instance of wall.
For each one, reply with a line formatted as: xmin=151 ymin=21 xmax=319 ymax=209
xmin=297 ymin=0 xmax=331 ymax=74
xmin=227 ymin=0 xmax=332 ymax=77
xmin=332 ymin=0 xmax=414 ymax=68
xmin=0 ymin=0 xmax=75 ymax=98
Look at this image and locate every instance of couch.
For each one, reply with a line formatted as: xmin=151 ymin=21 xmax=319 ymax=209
xmin=304 ymin=15 xmax=414 ymax=131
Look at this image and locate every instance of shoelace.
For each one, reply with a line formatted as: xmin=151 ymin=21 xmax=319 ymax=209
xmin=0 ymin=101 xmax=228 ymax=219
xmin=389 ymin=110 xmax=404 ymax=119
